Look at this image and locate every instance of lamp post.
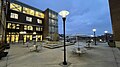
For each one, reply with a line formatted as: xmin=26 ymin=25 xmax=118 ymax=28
xmin=104 ymin=31 xmax=108 ymax=42
xmin=20 ymin=31 xmax=26 ymax=45
xmin=59 ymin=10 xmax=69 ymax=65
xmin=92 ymin=29 xmax=97 ymax=45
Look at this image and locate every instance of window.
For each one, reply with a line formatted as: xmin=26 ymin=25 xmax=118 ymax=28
xmin=49 ymin=19 xmax=52 ymax=25
xmin=40 ymin=27 xmax=43 ymax=31
xmin=55 ymin=28 xmax=58 ymax=33
xmin=26 ymin=16 xmax=32 ymax=22
xmin=36 ymin=27 xmax=40 ymax=31
xmin=23 ymin=7 xmax=34 ymax=16
xmin=49 ymin=26 xmax=52 ymax=33
xmin=35 ymin=11 xmax=44 ymax=18
xmin=49 ymin=12 xmax=51 ymax=17
xmin=11 ymin=24 xmax=15 ymax=29
xmin=51 ymin=19 xmax=55 ymax=25
xmin=37 ymin=19 xmax=42 ymax=24
xmin=24 ymin=25 xmax=27 ymax=30
xmin=10 ymin=13 xmax=18 ymax=19
xmin=24 ymin=25 xmax=33 ymax=30
xmin=51 ymin=26 xmax=55 ymax=32
xmin=16 ymin=24 xmax=20 ymax=29
xmin=52 ymin=14 xmax=56 ymax=18
xmin=10 ymin=3 xmax=22 ymax=12
xmin=7 ymin=23 xmax=11 ymax=28
xmin=28 ymin=26 xmax=33 ymax=30
xmin=7 ymin=23 xmax=20 ymax=29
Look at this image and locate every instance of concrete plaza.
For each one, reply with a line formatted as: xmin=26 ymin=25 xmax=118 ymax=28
xmin=0 ymin=42 xmax=120 ymax=67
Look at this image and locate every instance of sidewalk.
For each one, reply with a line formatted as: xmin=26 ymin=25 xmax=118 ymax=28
xmin=0 ymin=42 xmax=120 ymax=67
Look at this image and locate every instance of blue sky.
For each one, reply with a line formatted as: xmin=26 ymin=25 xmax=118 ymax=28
xmin=19 ymin=0 xmax=112 ymax=36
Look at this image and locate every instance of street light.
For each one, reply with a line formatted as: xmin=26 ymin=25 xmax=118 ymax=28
xmin=59 ymin=10 xmax=69 ymax=65
xmin=104 ymin=31 xmax=108 ymax=42
xmin=92 ymin=29 xmax=97 ymax=45
xmin=20 ymin=31 xmax=26 ymax=45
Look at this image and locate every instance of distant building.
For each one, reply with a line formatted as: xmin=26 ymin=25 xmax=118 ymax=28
xmin=44 ymin=8 xmax=58 ymax=41
xmin=6 ymin=0 xmax=58 ymax=43
xmin=109 ymin=0 xmax=120 ymax=47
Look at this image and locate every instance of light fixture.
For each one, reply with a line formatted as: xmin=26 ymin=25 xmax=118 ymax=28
xmin=59 ymin=10 xmax=69 ymax=18
xmin=104 ymin=31 xmax=108 ymax=33
xmin=92 ymin=29 xmax=96 ymax=32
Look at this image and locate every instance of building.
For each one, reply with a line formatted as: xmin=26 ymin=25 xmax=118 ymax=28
xmin=44 ymin=8 xmax=58 ymax=41
xmin=109 ymin=0 xmax=120 ymax=47
xmin=6 ymin=0 xmax=58 ymax=43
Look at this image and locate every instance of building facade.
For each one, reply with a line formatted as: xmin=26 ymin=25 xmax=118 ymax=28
xmin=44 ymin=8 xmax=58 ymax=41
xmin=109 ymin=0 xmax=120 ymax=47
xmin=6 ymin=0 xmax=58 ymax=43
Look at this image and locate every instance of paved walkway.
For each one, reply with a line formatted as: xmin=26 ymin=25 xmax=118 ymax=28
xmin=0 ymin=42 xmax=120 ymax=67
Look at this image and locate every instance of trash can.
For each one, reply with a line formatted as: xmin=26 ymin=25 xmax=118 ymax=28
xmin=108 ymin=40 xmax=116 ymax=47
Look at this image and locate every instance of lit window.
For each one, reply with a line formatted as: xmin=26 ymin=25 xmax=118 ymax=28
xmin=37 ymin=19 xmax=42 ymax=24
xmin=49 ymin=12 xmax=51 ymax=17
xmin=35 ymin=11 xmax=44 ymax=18
xmin=10 ymin=13 xmax=18 ymax=19
xmin=52 ymin=14 xmax=56 ymax=18
xmin=26 ymin=16 xmax=32 ymax=22
xmin=7 ymin=23 xmax=11 ymax=28
xmin=16 ymin=24 xmax=19 ymax=26
xmin=10 ymin=3 xmax=22 ymax=12
xmin=36 ymin=27 xmax=40 ymax=31
xmin=11 ymin=24 xmax=15 ymax=29
xmin=40 ymin=27 xmax=43 ymax=31
xmin=28 ymin=26 xmax=33 ymax=30
xmin=24 ymin=25 xmax=27 ymax=30
xmin=23 ymin=7 xmax=34 ymax=16
xmin=16 ymin=24 xmax=20 ymax=29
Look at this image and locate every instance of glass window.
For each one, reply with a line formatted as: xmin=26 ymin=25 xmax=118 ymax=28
xmin=7 ymin=23 xmax=11 ymax=28
xmin=28 ymin=26 xmax=33 ymax=30
xmin=10 ymin=13 xmax=18 ymax=19
xmin=49 ymin=12 xmax=51 ymax=17
xmin=40 ymin=27 xmax=43 ymax=31
xmin=37 ymin=19 xmax=42 ymax=24
xmin=11 ymin=24 xmax=15 ymax=29
xmin=35 ymin=11 xmax=44 ymax=18
xmin=26 ymin=16 xmax=32 ymax=22
xmin=52 ymin=14 xmax=56 ymax=18
xmin=24 ymin=25 xmax=27 ymax=30
xmin=10 ymin=3 xmax=22 ymax=12
xmin=23 ymin=7 xmax=34 ymax=16
xmin=49 ymin=19 xmax=51 ymax=25
xmin=49 ymin=26 xmax=52 ymax=33
xmin=36 ymin=27 xmax=40 ymax=31
xmin=51 ymin=19 xmax=54 ymax=24
xmin=16 ymin=24 xmax=20 ymax=29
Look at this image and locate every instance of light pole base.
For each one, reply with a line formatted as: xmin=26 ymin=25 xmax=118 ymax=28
xmin=59 ymin=62 xmax=71 ymax=66
xmin=63 ymin=62 xmax=67 ymax=65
